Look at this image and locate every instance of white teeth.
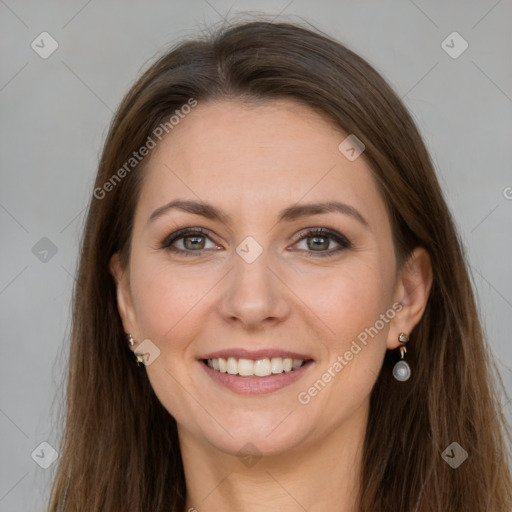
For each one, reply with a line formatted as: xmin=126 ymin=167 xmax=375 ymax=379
xmin=206 ymin=356 xmax=306 ymax=376
xmin=254 ymin=358 xmax=271 ymax=376
xmin=270 ymin=357 xmax=283 ymax=374
xmin=292 ymin=359 xmax=303 ymax=370
xmin=227 ymin=357 xmax=238 ymax=375
xmin=238 ymin=358 xmax=254 ymax=376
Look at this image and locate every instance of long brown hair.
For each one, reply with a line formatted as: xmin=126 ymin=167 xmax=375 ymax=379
xmin=48 ymin=20 xmax=512 ymax=511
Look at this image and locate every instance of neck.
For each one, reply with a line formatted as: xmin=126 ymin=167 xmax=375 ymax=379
xmin=179 ymin=400 xmax=368 ymax=512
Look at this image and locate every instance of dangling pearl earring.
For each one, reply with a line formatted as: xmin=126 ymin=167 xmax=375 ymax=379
xmin=393 ymin=332 xmax=411 ymax=381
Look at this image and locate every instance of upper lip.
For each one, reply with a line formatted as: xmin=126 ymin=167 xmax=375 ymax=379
xmin=200 ymin=348 xmax=313 ymax=360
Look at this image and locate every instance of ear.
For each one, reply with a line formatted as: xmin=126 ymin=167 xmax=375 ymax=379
xmin=109 ymin=252 xmax=139 ymax=344
xmin=386 ymin=247 xmax=433 ymax=350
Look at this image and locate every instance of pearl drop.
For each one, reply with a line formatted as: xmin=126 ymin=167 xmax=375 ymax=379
xmin=393 ymin=360 xmax=411 ymax=381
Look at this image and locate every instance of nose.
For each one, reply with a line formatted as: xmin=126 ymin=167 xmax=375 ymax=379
xmin=217 ymin=247 xmax=291 ymax=330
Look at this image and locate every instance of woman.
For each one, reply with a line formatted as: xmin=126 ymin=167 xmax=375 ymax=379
xmin=48 ymin=20 xmax=512 ymax=511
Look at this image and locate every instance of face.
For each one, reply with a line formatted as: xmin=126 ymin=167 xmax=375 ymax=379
xmin=111 ymin=98 xmax=415 ymax=458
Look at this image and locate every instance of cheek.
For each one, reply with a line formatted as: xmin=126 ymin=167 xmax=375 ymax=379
xmin=294 ymin=264 xmax=394 ymax=429
xmin=296 ymin=259 xmax=395 ymax=349
xmin=129 ymin=258 xmax=217 ymax=343
xmin=128 ymin=259 xmax=215 ymax=420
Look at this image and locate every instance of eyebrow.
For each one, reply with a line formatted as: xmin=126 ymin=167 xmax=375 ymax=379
xmin=146 ymin=199 xmax=369 ymax=228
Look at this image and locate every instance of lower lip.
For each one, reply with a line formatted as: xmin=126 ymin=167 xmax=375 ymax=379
xmin=200 ymin=360 xmax=314 ymax=394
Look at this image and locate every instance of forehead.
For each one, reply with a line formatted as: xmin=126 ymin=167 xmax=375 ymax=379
xmin=135 ymin=98 xmax=385 ymax=226
xmin=151 ymin=98 xmax=342 ymax=167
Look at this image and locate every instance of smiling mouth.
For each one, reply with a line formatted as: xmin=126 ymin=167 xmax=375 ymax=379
xmin=203 ymin=357 xmax=310 ymax=377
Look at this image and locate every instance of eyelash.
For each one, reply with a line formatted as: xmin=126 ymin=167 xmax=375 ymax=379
xmin=159 ymin=227 xmax=352 ymax=258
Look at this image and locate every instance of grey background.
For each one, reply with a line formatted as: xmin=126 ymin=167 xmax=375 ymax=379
xmin=1 ymin=1 xmax=511 ymax=510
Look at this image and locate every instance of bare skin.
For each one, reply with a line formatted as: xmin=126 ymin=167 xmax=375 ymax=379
xmin=110 ymin=98 xmax=432 ymax=511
